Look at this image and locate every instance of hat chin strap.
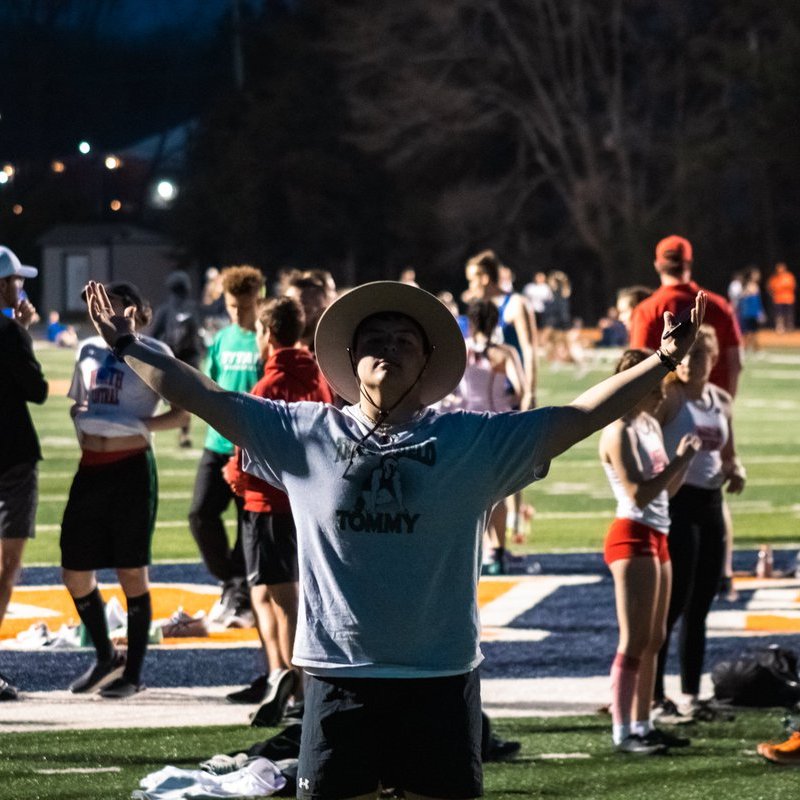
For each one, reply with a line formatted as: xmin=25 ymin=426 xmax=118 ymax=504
xmin=347 ymin=347 xmax=433 ymax=424
xmin=340 ymin=347 xmax=433 ymax=478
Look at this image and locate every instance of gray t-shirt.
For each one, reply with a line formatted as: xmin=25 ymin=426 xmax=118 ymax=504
xmin=240 ymin=400 xmax=553 ymax=677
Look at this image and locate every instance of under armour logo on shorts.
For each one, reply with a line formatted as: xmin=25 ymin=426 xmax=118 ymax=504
xmin=298 ymin=777 xmax=311 ymax=790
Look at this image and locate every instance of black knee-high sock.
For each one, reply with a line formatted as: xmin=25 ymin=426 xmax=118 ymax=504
xmin=74 ymin=588 xmax=113 ymax=662
xmin=124 ymin=592 xmax=151 ymax=684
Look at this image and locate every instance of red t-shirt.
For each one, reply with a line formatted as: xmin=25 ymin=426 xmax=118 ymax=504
xmin=629 ymin=281 xmax=742 ymax=393
xmin=228 ymin=347 xmax=333 ymax=513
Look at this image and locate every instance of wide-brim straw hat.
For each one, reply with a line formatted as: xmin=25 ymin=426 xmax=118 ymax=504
xmin=314 ymin=281 xmax=466 ymax=406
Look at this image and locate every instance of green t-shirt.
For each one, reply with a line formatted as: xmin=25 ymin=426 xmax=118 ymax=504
xmin=203 ymin=324 xmax=260 ymax=454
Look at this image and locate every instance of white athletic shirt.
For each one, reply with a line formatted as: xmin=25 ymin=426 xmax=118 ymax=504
xmin=455 ymin=339 xmax=516 ymax=413
xmin=602 ymin=414 xmax=671 ymax=533
xmin=69 ymin=335 xmax=172 ymax=443
xmin=662 ymin=386 xmax=729 ymax=490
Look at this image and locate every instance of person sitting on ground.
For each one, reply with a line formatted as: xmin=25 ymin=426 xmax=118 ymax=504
xmin=599 ymin=349 xmax=700 ymax=755
xmin=83 ymin=277 xmax=705 ymax=800
xmin=46 ymin=310 xmax=78 ymax=348
xmin=61 ymin=282 xmax=187 ymax=699
xmin=223 ymin=296 xmax=332 ymax=725
xmin=597 ymin=307 xmax=628 ymax=348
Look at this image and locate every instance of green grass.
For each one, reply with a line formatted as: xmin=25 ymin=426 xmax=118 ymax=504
xmin=27 ymin=345 xmax=800 ymax=564
xmin=1 ymin=712 xmax=796 ymax=799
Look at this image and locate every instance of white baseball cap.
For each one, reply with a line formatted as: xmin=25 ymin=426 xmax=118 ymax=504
xmin=0 ymin=246 xmax=38 ymax=280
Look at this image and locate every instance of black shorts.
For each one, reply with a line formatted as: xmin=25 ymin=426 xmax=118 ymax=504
xmin=0 ymin=462 xmax=37 ymax=540
xmin=60 ymin=450 xmax=157 ymax=570
xmin=241 ymin=510 xmax=298 ymax=586
xmin=297 ymin=671 xmax=483 ymax=800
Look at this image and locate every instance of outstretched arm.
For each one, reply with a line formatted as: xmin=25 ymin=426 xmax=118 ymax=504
xmin=539 ymin=292 xmax=707 ymax=464
xmin=84 ymin=281 xmax=247 ymax=444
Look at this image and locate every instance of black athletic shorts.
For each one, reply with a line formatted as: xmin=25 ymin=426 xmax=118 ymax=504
xmin=60 ymin=450 xmax=158 ymax=570
xmin=0 ymin=462 xmax=37 ymax=540
xmin=297 ymin=671 xmax=483 ymax=800
xmin=241 ymin=510 xmax=298 ymax=586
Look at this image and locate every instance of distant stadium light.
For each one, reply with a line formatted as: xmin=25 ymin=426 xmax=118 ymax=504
xmin=52 ymin=160 xmax=66 ymax=173
xmin=2 ymin=164 xmax=14 ymax=177
xmin=109 ymin=199 xmax=122 ymax=211
xmin=0 ymin=172 xmax=8 ymax=185
xmin=105 ymin=155 xmax=121 ymax=170
xmin=12 ymin=204 xmax=23 ymax=215
xmin=156 ymin=180 xmax=176 ymax=201
xmin=78 ymin=141 xmax=91 ymax=155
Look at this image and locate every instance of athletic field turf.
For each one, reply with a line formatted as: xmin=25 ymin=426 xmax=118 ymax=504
xmin=2 ymin=344 xmax=799 ymax=798
xmin=23 ymin=343 xmax=800 ymax=561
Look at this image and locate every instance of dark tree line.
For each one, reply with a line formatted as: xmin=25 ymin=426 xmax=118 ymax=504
xmin=4 ymin=1 xmax=800 ymax=317
xmin=174 ymin=0 xmax=800 ymax=315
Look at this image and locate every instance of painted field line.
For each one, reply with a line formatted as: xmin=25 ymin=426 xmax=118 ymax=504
xmin=35 ymin=767 xmax=122 ymax=775
xmin=40 ymin=469 xmax=196 ymax=480
xmin=537 ymin=753 xmax=592 ymax=760
xmin=480 ymin=575 xmax=601 ymax=627
xmin=0 ymin=675 xmax=708 ymax=731
xmin=38 ymin=491 xmax=192 ymax=503
xmin=552 ymin=454 xmax=800 ymax=469
xmin=34 ymin=520 xmax=236 ymax=533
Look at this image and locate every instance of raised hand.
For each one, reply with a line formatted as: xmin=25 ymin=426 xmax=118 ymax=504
xmin=660 ymin=291 xmax=707 ymax=365
xmin=14 ymin=298 xmax=38 ymax=329
xmin=83 ymin=281 xmax=136 ymax=347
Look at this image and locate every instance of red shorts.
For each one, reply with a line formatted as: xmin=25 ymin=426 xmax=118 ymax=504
xmin=603 ymin=518 xmax=670 ymax=565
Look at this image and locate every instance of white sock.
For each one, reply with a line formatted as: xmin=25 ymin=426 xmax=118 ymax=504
xmin=612 ymin=723 xmax=631 ymax=745
xmin=631 ymin=720 xmax=651 ymax=737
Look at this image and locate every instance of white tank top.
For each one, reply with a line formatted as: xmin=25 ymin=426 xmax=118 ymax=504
xmin=457 ymin=339 xmax=516 ymax=413
xmin=602 ymin=414 xmax=671 ymax=533
xmin=662 ymin=387 xmax=728 ymax=489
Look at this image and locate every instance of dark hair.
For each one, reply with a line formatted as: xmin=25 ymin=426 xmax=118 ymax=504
xmin=352 ymin=311 xmax=431 ymax=354
xmin=257 ymin=296 xmax=305 ymax=347
xmin=105 ymin=282 xmax=152 ymax=327
xmin=221 ymin=265 xmax=265 ymax=297
xmin=614 ymin=348 xmax=652 ymax=374
xmin=466 ymin=300 xmax=499 ymax=338
xmin=467 ymin=250 xmax=501 ymax=284
xmin=616 ymin=285 xmax=653 ymax=309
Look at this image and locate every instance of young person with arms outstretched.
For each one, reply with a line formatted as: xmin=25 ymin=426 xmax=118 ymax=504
xmin=83 ymin=278 xmax=704 ymax=800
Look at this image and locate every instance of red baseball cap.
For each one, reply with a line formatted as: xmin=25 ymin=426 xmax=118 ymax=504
xmin=655 ymin=235 xmax=693 ymax=266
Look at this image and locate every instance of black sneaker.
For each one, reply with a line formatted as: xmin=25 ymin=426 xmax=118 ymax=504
xmin=99 ymin=677 xmax=145 ymax=699
xmin=249 ymin=669 xmax=297 ymax=727
xmin=644 ymin=727 xmax=691 ymax=748
xmin=614 ymin=734 xmax=667 ymax=755
xmin=688 ymin=699 xmax=735 ymax=722
xmin=227 ymin=674 xmax=269 ymax=704
xmin=483 ymin=735 xmax=521 ymax=762
xmin=652 ymin=698 xmax=691 ymax=725
xmin=69 ymin=651 xmax=126 ymax=693
xmin=0 ymin=672 xmax=19 ymax=701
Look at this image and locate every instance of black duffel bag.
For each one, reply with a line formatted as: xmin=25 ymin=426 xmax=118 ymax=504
xmin=712 ymin=644 xmax=800 ymax=707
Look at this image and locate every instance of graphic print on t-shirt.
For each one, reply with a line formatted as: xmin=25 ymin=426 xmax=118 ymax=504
xmin=333 ymin=438 xmax=436 ymax=534
xmin=89 ymin=355 xmax=124 ymax=405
